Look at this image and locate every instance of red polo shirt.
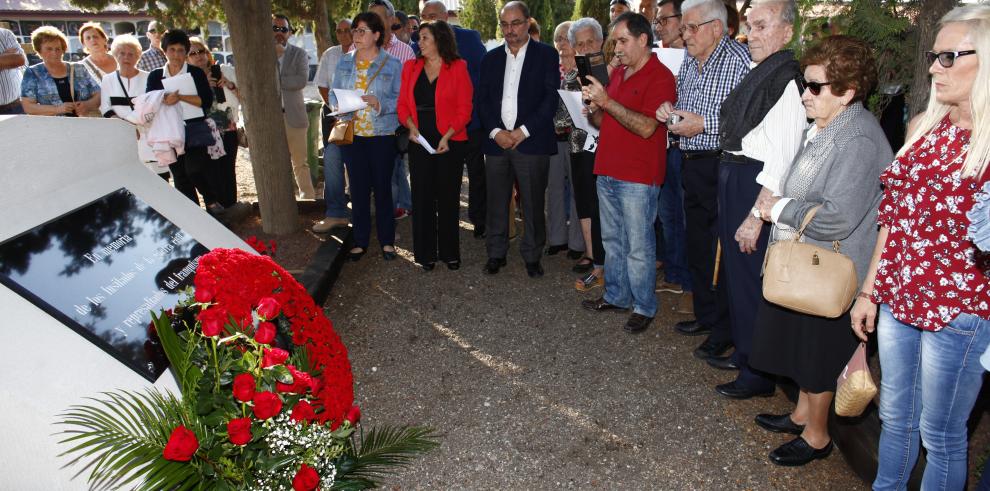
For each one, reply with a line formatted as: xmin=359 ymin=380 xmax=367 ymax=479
xmin=594 ymin=56 xmax=676 ymax=186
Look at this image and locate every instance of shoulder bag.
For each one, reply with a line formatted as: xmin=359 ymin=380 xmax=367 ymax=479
xmin=762 ymin=206 xmax=859 ymax=318
xmin=328 ymin=58 xmax=386 ymax=146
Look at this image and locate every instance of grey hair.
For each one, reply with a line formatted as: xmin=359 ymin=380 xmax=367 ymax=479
xmin=110 ymin=33 xmax=143 ymax=56
xmin=568 ymin=17 xmax=603 ymax=45
xmin=681 ymin=0 xmax=727 ymax=34
xmin=422 ymin=0 xmax=448 ymax=12
xmin=369 ymin=0 xmax=396 ymax=18
xmin=751 ymin=0 xmax=797 ymax=25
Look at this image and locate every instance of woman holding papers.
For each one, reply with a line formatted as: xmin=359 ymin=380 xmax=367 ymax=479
xmin=146 ymin=29 xmax=224 ymax=218
xmin=397 ymin=20 xmax=472 ymax=271
xmin=330 ymin=12 xmax=403 ymax=262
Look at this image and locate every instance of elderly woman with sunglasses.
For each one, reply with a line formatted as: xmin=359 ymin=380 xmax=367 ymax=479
xmin=849 ymin=5 xmax=990 ymax=489
xmin=749 ymin=35 xmax=893 ymax=467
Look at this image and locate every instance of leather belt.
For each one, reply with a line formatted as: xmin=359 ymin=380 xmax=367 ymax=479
xmin=680 ymin=149 xmax=722 ymax=160
xmin=720 ymin=152 xmax=761 ymax=165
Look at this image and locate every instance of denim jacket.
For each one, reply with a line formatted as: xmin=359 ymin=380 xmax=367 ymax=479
xmin=21 ymin=62 xmax=99 ymax=107
xmin=330 ymin=49 xmax=401 ymax=136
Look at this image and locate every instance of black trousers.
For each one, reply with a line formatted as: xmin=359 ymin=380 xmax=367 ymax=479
xmin=484 ymin=149 xmax=550 ymax=263
xmin=681 ymin=153 xmax=730 ymax=343
xmin=206 ymin=130 xmax=238 ymax=207
xmin=409 ymin=142 xmax=464 ymax=264
xmin=717 ymin=156 xmax=774 ymax=391
xmin=571 ymin=150 xmax=605 ymax=266
xmin=170 ymin=146 xmax=218 ymax=206
xmin=464 ymin=128 xmax=487 ymax=229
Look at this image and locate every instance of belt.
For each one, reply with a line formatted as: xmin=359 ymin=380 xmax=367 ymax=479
xmin=720 ymin=152 xmax=761 ymax=165
xmin=680 ymin=149 xmax=722 ymax=160
xmin=0 ymin=100 xmax=20 ymax=111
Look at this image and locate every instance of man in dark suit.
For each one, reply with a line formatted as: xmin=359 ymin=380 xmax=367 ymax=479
xmin=477 ymin=0 xmax=559 ymax=278
xmin=417 ymin=0 xmax=490 ymax=238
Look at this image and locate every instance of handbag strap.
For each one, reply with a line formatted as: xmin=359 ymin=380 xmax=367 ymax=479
xmin=68 ymin=63 xmax=75 ymax=103
xmin=365 ymin=56 xmax=387 ymax=89
xmin=795 ymin=205 xmax=842 ymax=252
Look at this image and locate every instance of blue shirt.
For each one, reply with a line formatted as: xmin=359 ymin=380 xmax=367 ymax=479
xmin=21 ymin=62 xmax=100 ymax=108
xmin=675 ymin=36 xmax=750 ymax=150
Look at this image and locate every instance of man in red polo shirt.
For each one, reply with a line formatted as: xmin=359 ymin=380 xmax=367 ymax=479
xmin=580 ymin=12 xmax=677 ymax=333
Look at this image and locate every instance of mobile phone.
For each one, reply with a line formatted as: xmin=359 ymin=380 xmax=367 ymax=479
xmin=210 ymin=64 xmax=226 ymax=104
xmin=575 ymin=51 xmax=610 ymax=87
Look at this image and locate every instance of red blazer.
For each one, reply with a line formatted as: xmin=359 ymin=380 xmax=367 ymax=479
xmin=396 ymin=58 xmax=473 ymax=142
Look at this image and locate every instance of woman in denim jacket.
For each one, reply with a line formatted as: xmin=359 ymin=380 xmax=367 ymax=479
xmin=21 ymin=26 xmax=100 ymax=117
xmin=330 ymin=12 xmax=403 ymax=262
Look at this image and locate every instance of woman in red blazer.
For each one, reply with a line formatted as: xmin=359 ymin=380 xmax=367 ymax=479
xmin=397 ymin=20 xmax=473 ymax=271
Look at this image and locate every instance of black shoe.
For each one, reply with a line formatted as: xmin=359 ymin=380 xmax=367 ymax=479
xmin=675 ymin=320 xmax=711 ymax=336
xmin=572 ymin=257 xmax=594 ymax=274
xmin=755 ymin=413 xmax=805 ymax=435
xmin=483 ymin=257 xmax=506 ymax=275
xmin=347 ymin=248 xmax=366 ymax=262
xmin=769 ymin=437 xmax=833 ymax=467
xmin=706 ymin=355 xmax=739 ymax=371
xmin=715 ymin=380 xmax=774 ymax=400
xmin=525 ymin=261 xmax=544 ymax=278
xmin=446 ymin=260 xmax=460 ymax=271
xmin=693 ymin=337 xmax=733 ymax=360
xmin=581 ymin=297 xmax=629 ymax=312
xmin=473 ymin=226 xmax=486 ymax=239
xmin=546 ymin=244 xmax=568 ymax=256
xmin=624 ymin=313 xmax=654 ymax=333
xmin=421 ymin=262 xmax=435 ymax=271
xmin=567 ymin=249 xmax=585 ymax=260
xmin=382 ymin=248 xmax=397 ymax=261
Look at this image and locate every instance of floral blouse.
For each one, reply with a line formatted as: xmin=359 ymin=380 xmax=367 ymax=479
xmin=21 ymin=63 xmax=99 ymax=108
xmin=873 ymin=115 xmax=990 ymax=331
xmin=353 ymin=60 xmax=374 ymax=137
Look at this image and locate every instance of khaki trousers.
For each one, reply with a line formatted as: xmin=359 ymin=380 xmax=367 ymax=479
xmin=285 ymin=121 xmax=315 ymax=199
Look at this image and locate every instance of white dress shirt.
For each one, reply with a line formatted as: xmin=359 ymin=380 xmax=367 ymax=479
xmin=490 ymin=38 xmax=531 ymax=140
xmin=771 ymin=124 xmax=819 ymax=224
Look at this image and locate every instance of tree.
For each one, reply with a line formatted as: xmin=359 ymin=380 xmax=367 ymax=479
xmin=461 ymin=0 xmax=501 ymax=40
xmin=528 ymin=0 xmax=555 ymax=37
xmin=907 ymin=0 xmax=956 ymax=117
xmin=839 ymin=0 xmax=913 ymax=115
xmin=572 ymin=0 xmax=608 ymax=28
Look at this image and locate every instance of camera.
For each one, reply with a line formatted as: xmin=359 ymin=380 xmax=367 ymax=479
xmin=668 ymin=114 xmax=682 ymax=126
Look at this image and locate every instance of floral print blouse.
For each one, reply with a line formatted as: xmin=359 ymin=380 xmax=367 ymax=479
xmin=873 ymin=115 xmax=990 ymax=331
xmin=21 ymin=63 xmax=99 ymax=109
xmin=353 ymin=60 xmax=374 ymax=137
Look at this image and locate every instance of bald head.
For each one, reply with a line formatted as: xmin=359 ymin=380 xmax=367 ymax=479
xmin=420 ymin=0 xmax=449 ymax=21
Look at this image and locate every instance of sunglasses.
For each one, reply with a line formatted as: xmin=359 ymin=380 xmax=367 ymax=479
xmin=147 ymin=29 xmax=158 ymax=34
xmin=272 ymin=25 xmax=290 ymax=33
xmin=926 ymin=49 xmax=976 ymax=68
xmin=796 ymin=75 xmax=832 ymax=96
xmin=189 ymin=49 xmax=206 ymax=56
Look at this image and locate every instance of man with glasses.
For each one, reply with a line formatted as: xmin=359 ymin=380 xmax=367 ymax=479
xmin=706 ymin=0 xmax=807 ymax=400
xmin=273 ymin=13 xmax=317 ymax=200
xmin=477 ymin=0 xmax=559 ymax=278
xmin=418 ymin=0 xmax=489 ymax=237
xmin=137 ymin=21 xmax=166 ymax=72
xmin=654 ymin=0 xmax=684 ymax=48
xmin=0 ymin=25 xmax=25 ymax=115
xmin=313 ymin=18 xmax=354 ymax=233
xmin=655 ymin=0 xmax=749 ymax=362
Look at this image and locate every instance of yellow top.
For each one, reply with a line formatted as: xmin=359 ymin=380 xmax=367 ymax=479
xmin=353 ymin=60 xmax=374 ymax=137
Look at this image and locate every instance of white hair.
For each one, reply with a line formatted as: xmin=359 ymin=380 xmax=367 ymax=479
xmin=568 ymin=17 xmax=603 ymax=45
xmin=110 ymin=34 xmax=143 ymax=57
xmin=681 ymin=0 xmax=727 ymax=35
xmin=750 ymin=0 xmax=797 ymax=25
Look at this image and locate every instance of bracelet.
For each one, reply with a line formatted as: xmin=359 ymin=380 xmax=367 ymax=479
xmin=857 ymin=291 xmax=873 ymax=301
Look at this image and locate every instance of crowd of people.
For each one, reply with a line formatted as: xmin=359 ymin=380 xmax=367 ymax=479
xmin=2 ymin=0 xmax=990 ymax=485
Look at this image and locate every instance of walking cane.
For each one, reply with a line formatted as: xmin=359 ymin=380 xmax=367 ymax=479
xmin=711 ymin=240 xmax=721 ymax=290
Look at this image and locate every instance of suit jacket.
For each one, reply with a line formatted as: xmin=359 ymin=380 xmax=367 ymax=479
xmin=396 ymin=58 xmax=473 ymax=142
xmin=413 ymin=26 xmax=486 ymax=130
xmin=478 ymin=38 xmax=559 ymax=156
xmin=280 ymin=43 xmax=309 ymax=128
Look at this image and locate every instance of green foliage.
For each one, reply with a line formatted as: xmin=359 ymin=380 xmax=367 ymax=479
xmin=839 ymin=0 xmax=914 ymax=113
xmin=572 ymin=0 xmax=608 ymax=28
xmin=460 ymin=0 xmax=501 ymax=40
xmin=332 ymin=426 xmax=442 ymax=490
xmin=528 ymin=0 xmax=555 ymax=39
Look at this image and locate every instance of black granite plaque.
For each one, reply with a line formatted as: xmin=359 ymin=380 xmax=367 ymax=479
xmin=0 ymin=188 xmax=208 ymax=381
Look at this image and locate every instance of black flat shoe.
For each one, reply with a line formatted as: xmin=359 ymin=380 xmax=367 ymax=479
xmin=546 ymin=244 xmax=568 ymax=256
xmin=755 ymin=413 xmax=805 ymax=435
xmin=693 ymin=337 xmax=733 ymax=359
xmin=675 ymin=320 xmax=711 ymax=336
xmin=715 ymin=380 xmax=774 ymax=400
xmin=446 ymin=260 xmax=460 ymax=271
xmin=706 ymin=355 xmax=739 ymax=370
xmin=624 ymin=313 xmax=654 ymax=333
xmin=769 ymin=437 xmax=833 ymax=467
xmin=483 ymin=257 xmax=506 ymax=275
xmin=473 ymin=226 xmax=486 ymax=239
xmin=572 ymin=257 xmax=594 ymax=274
xmin=421 ymin=262 xmax=435 ymax=271
xmin=567 ymin=249 xmax=585 ymax=260
xmin=581 ymin=297 xmax=629 ymax=313
xmin=382 ymin=248 xmax=397 ymax=261
xmin=347 ymin=248 xmax=366 ymax=262
xmin=525 ymin=261 xmax=544 ymax=278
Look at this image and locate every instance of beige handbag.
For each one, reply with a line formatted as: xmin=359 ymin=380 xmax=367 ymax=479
xmin=327 ymin=58 xmax=386 ymax=146
xmin=762 ymin=206 xmax=858 ymax=318
xmin=835 ymin=342 xmax=878 ymax=417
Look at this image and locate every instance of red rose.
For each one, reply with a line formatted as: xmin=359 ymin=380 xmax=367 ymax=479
xmin=255 ymin=321 xmax=276 ymax=345
xmin=252 ymin=391 xmax=283 ymax=420
xmin=232 ymin=373 xmax=255 ymax=402
xmin=162 ymin=425 xmax=199 ymax=461
xmin=292 ymin=463 xmax=320 ymax=491
xmin=290 ymin=400 xmax=317 ymax=423
xmin=256 ymin=297 xmax=280 ymax=320
xmin=276 ymin=365 xmax=313 ymax=394
xmin=194 ymin=287 xmax=214 ymax=304
xmin=345 ymin=405 xmax=361 ymax=425
xmin=197 ymin=307 xmax=227 ymax=337
xmin=261 ymin=347 xmax=289 ymax=368
xmin=227 ymin=417 xmax=252 ymax=446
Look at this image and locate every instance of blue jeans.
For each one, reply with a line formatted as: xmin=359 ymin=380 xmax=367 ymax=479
xmin=598 ymin=176 xmax=660 ymax=317
xmin=392 ymin=154 xmax=412 ymax=211
xmin=322 ymin=143 xmax=349 ymax=219
xmin=658 ymin=147 xmax=691 ymax=290
xmin=875 ymin=304 xmax=990 ymax=490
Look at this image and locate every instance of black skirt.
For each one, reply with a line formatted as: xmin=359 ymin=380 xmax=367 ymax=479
xmin=750 ymin=300 xmax=860 ymax=393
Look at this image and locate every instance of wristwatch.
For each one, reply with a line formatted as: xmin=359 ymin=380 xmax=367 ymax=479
xmin=751 ymin=207 xmax=761 ymax=219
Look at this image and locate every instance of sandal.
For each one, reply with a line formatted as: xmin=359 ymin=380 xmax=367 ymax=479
xmin=572 ymin=257 xmax=594 ymax=274
xmin=575 ymin=271 xmax=604 ymax=292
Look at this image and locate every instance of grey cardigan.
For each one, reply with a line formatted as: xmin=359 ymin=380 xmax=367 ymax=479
xmin=776 ymin=107 xmax=894 ymax=287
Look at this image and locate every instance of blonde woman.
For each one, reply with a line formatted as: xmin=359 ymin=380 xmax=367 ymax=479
xmin=79 ymin=22 xmax=117 ymax=82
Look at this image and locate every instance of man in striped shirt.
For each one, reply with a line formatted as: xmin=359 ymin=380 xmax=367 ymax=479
xmin=0 ymin=26 xmax=25 ymax=114
xmin=656 ymin=0 xmax=750 ymax=362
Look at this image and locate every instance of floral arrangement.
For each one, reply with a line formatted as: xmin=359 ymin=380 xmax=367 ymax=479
xmin=59 ymin=248 xmax=437 ymax=490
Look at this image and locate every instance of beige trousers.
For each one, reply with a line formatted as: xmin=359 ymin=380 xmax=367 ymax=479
xmin=285 ymin=122 xmax=315 ymax=199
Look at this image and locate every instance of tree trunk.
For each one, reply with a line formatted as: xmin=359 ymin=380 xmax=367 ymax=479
xmin=312 ymin=0 xmax=332 ymax=56
xmin=908 ymin=0 xmax=955 ymax=117
xmin=222 ymin=0 xmax=300 ymax=235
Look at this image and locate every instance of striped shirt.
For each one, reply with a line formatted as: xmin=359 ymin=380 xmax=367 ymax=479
xmin=675 ymin=36 xmax=750 ymax=150
xmin=384 ymin=36 xmax=415 ymax=64
xmin=137 ymin=46 xmax=167 ymax=72
xmin=0 ymin=28 xmax=25 ymax=105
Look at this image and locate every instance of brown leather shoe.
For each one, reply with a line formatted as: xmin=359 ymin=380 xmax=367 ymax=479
xmin=581 ymin=297 xmax=628 ymax=312
xmin=624 ymin=313 xmax=654 ymax=333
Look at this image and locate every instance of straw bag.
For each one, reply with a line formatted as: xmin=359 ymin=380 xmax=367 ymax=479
xmin=835 ymin=343 xmax=877 ymax=417
xmin=762 ymin=207 xmax=858 ymax=318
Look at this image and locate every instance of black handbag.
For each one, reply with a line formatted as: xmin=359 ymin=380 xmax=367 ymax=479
xmin=395 ymin=125 xmax=410 ymax=154
xmin=185 ymin=120 xmax=215 ymax=148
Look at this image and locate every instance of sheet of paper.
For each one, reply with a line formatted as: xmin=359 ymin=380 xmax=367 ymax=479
xmin=415 ymin=134 xmax=436 ymax=154
xmin=557 ymin=90 xmax=598 ymax=137
xmin=654 ymin=47 xmax=686 ymax=76
xmin=161 ymin=72 xmax=203 ymax=120
xmin=330 ymin=88 xmax=367 ymax=115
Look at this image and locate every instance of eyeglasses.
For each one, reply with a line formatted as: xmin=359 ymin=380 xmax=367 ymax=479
xmin=653 ymin=14 xmax=681 ymax=26
xmin=147 ymin=29 xmax=158 ymax=34
xmin=189 ymin=49 xmax=206 ymax=56
xmin=499 ymin=19 xmax=527 ymax=30
xmin=272 ymin=25 xmax=290 ymax=33
xmin=352 ymin=27 xmax=372 ymax=36
xmin=796 ymin=75 xmax=832 ymax=96
xmin=410 ymin=26 xmax=419 ymax=31
xmin=678 ymin=18 xmax=715 ymax=35
xmin=926 ymin=50 xmax=976 ymax=68
xmin=336 ymin=28 xmax=351 ymax=34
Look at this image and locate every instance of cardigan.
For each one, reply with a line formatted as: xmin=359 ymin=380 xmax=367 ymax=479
xmin=396 ymin=58 xmax=473 ymax=142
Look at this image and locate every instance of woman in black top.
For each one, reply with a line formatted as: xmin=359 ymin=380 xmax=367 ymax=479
xmin=146 ymin=29 xmax=222 ymax=216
